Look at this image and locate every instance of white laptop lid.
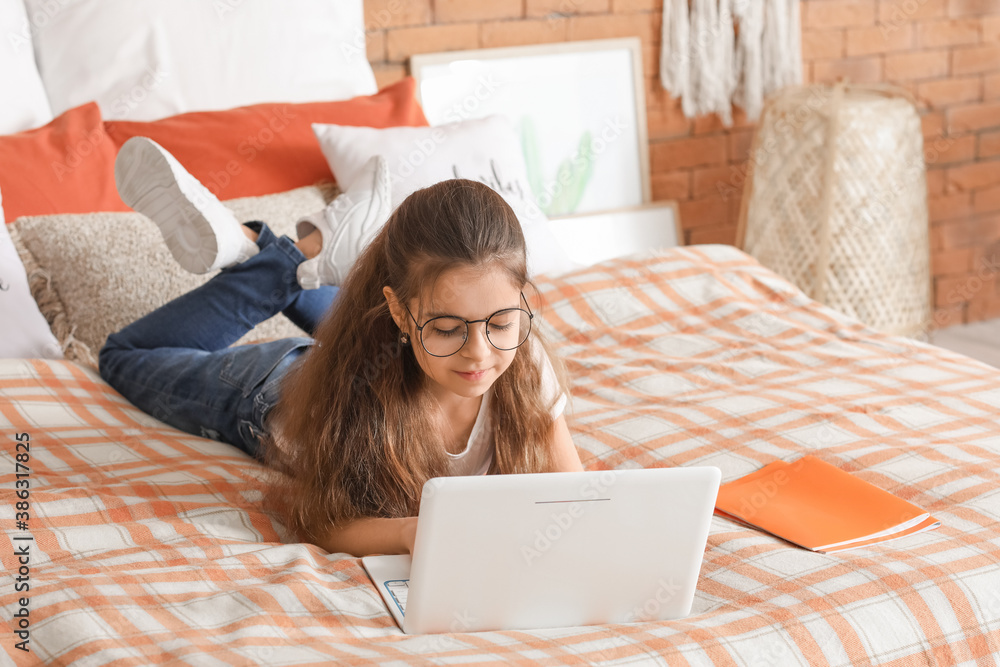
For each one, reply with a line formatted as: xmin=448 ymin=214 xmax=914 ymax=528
xmin=365 ymin=467 xmax=720 ymax=634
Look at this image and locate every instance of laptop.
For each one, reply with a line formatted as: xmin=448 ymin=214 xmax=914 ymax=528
xmin=362 ymin=466 xmax=721 ymax=634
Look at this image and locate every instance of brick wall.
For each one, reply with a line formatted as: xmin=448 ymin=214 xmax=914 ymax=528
xmin=365 ymin=0 xmax=1000 ymax=328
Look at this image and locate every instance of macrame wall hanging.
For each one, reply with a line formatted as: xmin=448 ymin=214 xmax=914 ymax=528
xmin=660 ymin=0 xmax=803 ymax=126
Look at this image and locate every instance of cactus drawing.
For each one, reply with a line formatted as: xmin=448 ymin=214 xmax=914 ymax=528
xmin=520 ymin=117 xmax=595 ymax=216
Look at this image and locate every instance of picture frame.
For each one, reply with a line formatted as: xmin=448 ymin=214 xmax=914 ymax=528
xmin=410 ymin=38 xmax=651 ymax=217
xmin=547 ymin=201 xmax=681 ymax=268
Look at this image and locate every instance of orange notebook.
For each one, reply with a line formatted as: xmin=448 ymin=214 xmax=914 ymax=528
xmin=715 ymin=455 xmax=940 ymax=553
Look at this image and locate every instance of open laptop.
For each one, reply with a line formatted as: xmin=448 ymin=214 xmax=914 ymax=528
xmin=362 ymin=467 xmax=721 ymax=634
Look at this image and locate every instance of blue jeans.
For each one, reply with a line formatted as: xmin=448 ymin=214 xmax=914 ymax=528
xmin=99 ymin=222 xmax=338 ymax=459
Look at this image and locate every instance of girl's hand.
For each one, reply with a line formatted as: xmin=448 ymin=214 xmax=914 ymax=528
xmin=400 ymin=516 xmax=419 ymax=554
xmin=549 ymin=415 xmax=584 ymax=472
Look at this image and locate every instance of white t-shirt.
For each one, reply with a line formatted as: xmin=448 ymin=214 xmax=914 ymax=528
xmin=447 ymin=343 xmax=567 ymax=476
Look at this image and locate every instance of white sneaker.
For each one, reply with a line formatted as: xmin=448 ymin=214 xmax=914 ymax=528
xmin=296 ymin=155 xmax=392 ymax=289
xmin=114 ymin=137 xmax=258 ymax=274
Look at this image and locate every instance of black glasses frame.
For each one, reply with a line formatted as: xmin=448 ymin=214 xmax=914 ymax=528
xmin=402 ymin=292 xmax=534 ymax=358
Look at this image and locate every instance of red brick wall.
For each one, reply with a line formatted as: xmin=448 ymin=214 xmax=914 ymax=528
xmin=365 ymin=0 xmax=1000 ymax=327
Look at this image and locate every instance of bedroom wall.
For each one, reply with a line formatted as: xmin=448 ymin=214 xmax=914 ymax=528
xmin=364 ymin=0 xmax=1000 ymax=328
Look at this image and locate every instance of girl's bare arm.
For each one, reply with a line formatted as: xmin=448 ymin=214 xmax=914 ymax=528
xmin=549 ymin=414 xmax=584 ymax=472
xmin=316 ymin=516 xmax=418 ymax=557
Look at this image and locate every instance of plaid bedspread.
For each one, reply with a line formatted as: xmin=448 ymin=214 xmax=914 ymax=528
xmin=2 ymin=244 xmax=1000 ymax=665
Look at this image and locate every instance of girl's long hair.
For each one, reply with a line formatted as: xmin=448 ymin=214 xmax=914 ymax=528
xmin=261 ymin=179 xmax=562 ymax=543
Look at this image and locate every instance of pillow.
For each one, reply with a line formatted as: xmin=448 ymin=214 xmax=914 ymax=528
xmin=10 ymin=187 xmax=330 ymax=367
xmin=0 ymin=189 xmax=62 ymax=359
xmin=106 ymin=78 xmax=428 ymax=200
xmin=26 ymin=0 xmax=376 ymax=121
xmin=0 ymin=103 xmax=127 ymax=221
xmin=312 ymin=116 xmax=581 ymax=277
xmin=0 ymin=80 xmax=427 ymax=222
xmin=0 ymin=0 xmax=53 ymax=133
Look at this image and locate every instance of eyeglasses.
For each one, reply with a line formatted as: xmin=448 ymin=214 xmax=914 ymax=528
xmin=403 ymin=292 xmax=534 ymax=357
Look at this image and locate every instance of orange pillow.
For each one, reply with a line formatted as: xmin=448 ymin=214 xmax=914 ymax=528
xmin=0 ymin=102 xmax=127 ymax=221
xmin=106 ymin=77 xmax=429 ymax=199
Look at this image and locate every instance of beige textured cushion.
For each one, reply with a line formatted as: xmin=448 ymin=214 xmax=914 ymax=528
xmin=10 ymin=186 xmax=332 ymax=367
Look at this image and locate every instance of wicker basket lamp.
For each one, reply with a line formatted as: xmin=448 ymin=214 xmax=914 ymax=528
xmin=736 ymin=83 xmax=932 ymax=338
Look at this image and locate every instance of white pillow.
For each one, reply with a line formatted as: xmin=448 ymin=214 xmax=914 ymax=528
xmin=312 ymin=117 xmax=582 ymax=277
xmin=26 ymin=0 xmax=377 ymax=121
xmin=0 ymin=0 xmax=53 ymax=133
xmin=0 ymin=190 xmax=62 ymax=359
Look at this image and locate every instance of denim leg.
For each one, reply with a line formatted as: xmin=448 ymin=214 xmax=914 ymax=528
xmin=104 ymin=222 xmax=308 ymax=352
xmin=243 ymin=221 xmax=339 ymax=336
xmin=100 ymin=339 xmax=310 ymax=458
xmin=280 ymin=286 xmax=339 ymax=335
xmin=99 ymin=223 xmax=323 ymax=458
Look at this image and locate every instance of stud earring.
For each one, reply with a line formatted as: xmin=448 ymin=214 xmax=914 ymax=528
xmin=399 ymin=331 xmax=410 ymax=346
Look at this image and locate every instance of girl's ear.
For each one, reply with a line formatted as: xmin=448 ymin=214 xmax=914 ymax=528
xmin=383 ymin=286 xmax=405 ymax=330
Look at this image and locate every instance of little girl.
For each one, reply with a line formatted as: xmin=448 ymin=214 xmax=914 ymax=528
xmin=100 ymin=138 xmax=583 ymax=558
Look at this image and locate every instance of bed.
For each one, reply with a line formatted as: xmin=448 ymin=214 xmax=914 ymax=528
xmin=4 ymin=244 xmax=1000 ymax=664
xmin=3 ymin=1 xmax=1000 ymax=664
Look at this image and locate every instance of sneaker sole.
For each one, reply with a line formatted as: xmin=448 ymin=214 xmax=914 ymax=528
xmin=115 ymin=140 xmax=223 ymax=274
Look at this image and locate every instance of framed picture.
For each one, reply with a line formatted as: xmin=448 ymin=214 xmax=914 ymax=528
xmin=410 ymin=38 xmax=650 ymax=217
xmin=547 ymin=202 xmax=681 ymax=267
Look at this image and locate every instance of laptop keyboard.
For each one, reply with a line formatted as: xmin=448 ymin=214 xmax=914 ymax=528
xmin=385 ymin=579 xmax=409 ymax=615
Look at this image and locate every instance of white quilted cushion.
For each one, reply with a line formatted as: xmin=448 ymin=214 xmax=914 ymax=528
xmin=26 ymin=0 xmax=376 ymax=121
xmin=0 ymin=0 xmax=53 ymax=133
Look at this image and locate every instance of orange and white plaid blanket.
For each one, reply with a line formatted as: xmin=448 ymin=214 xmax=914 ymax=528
xmin=3 ymin=245 xmax=1000 ymax=665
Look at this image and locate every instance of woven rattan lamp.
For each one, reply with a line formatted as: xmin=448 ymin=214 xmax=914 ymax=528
xmin=736 ymin=83 xmax=932 ymax=338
